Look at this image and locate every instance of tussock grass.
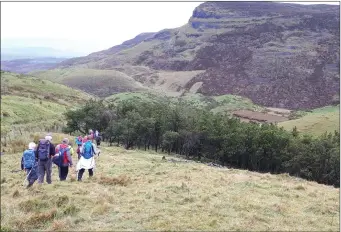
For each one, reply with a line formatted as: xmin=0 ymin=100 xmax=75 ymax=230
xmin=1 ymin=145 xmax=339 ymax=231
xmin=98 ymin=175 xmax=131 ymax=186
xmin=16 ymin=208 xmax=58 ymax=230
xmin=50 ymin=217 xmax=72 ymax=231
xmin=19 ymin=199 xmax=49 ymax=212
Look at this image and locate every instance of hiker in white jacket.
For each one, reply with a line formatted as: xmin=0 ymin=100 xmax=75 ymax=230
xmin=76 ymin=136 xmax=100 ymax=181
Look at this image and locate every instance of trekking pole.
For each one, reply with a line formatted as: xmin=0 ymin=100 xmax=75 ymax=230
xmin=22 ymin=168 xmax=33 ymax=187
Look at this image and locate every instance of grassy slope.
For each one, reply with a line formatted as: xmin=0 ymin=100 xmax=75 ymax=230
xmin=31 ymin=66 xmax=206 ymax=98
xmin=1 ymin=144 xmax=339 ymax=231
xmin=0 ymin=72 xmax=94 ymax=152
xmin=1 ymin=71 xmax=92 ymax=102
xmin=30 ymin=68 xmax=147 ymax=97
xmin=1 ymin=72 xmax=92 ymax=127
xmin=279 ymin=105 xmax=340 ymax=136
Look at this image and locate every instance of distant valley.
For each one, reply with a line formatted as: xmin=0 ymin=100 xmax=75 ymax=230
xmin=1 ymin=46 xmax=84 ymax=73
xmin=1 ymin=57 xmax=66 ymax=74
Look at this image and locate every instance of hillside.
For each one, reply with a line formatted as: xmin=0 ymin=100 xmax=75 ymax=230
xmin=31 ymin=68 xmax=147 ymax=97
xmin=0 ymin=71 xmax=94 ymax=152
xmin=1 ymin=144 xmax=339 ymax=231
xmin=39 ymin=1 xmax=340 ymax=110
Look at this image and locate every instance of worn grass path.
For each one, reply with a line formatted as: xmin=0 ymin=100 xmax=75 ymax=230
xmin=1 ymin=145 xmax=339 ymax=231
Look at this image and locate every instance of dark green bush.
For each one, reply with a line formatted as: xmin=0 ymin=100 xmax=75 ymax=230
xmin=64 ymin=99 xmax=340 ymax=187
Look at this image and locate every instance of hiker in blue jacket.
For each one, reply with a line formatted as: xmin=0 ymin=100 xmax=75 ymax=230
xmin=76 ymin=136 xmax=99 ymax=181
xmin=22 ymin=142 xmax=38 ymax=188
xmin=75 ymin=136 xmax=83 ymax=160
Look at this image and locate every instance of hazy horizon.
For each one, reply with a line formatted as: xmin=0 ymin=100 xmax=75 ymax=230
xmin=1 ymin=1 xmax=339 ymax=56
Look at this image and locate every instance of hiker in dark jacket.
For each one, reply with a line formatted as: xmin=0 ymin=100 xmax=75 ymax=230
xmin=22 ymin=142 xmax=38 ymax=188
xmin=55 ymin=138 xmax=73 ymax=181
xmin=35 ymin=135 xmax=56 ymax=184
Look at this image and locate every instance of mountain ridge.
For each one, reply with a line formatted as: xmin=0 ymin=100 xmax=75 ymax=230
xmin=36 ymin=1 xmax=339 ymax=110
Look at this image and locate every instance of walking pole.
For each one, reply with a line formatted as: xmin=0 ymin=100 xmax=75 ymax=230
xmin=22 ymin=168 xmax=33 ymax=187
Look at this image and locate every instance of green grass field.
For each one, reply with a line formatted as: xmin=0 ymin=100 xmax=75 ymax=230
xmin=1 ymin=72 xmax=93 ymax=129
xmin=0 ymin=72 xmax=94 ymax=152
xmin=1 ymin=71 xmax=93 ymax=103
xmin=1 ymin=142 xmax=339 ymax=231
xmin=279 ymin=105 xmax=340 ymax=136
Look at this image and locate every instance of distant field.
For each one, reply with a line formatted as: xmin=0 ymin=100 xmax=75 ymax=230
xmin=279 ymin=105 xmax=340 ymax=136
xmin=232 ymin=110 xmax=288 ymax=123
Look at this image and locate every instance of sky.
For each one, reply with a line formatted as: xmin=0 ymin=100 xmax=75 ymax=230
xmin=1 ymin=1 xmax=339 ymax=55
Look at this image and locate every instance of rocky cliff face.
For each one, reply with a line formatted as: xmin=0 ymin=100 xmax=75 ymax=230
xmin=53 ymin=2 xmax=339 ymax=109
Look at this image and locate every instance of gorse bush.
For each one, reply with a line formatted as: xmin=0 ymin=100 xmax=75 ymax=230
xmin=64 ymin=99 xmax=340 ymax=187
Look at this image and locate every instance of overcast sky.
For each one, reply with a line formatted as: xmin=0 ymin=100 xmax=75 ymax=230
xmin=1 ymin=1 xmax=339 ymax=55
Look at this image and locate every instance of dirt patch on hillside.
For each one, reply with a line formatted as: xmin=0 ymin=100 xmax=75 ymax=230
xmin=233 ymin=110 xmax=288 ymax=123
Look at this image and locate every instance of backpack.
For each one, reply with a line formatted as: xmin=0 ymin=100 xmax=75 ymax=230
xmin=37 ymin=139 xmax=50 ymax=161
xmin=52 ymin=145 xmax=69 ymax=166
xmin=82 ymin=141 xmax=93 ymax=159
xmin=23 ymin=149 xmax=35 ymax=169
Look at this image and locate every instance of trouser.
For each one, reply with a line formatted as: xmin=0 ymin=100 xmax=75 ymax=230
xmin=77 ymin=168 xmax=93 ymax=181
xmin=59 ymin=166 xmax=69 ymax=181
xmin=26 ymin=168 xmax=36 ymax=187
xmin=38 ymin=159 xmax=52 ymax=184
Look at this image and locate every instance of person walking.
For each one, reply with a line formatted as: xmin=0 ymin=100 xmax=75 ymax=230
xmin=54 ymin=138 xmax=73 ymax=181
xmin=76 ymin=137 xmax=98 ymax=181
xmin=22 ymin=142 xmax=38 ymax=188
xmin=75 ymin=136 xmax=83 ymax=160
xmin=35 ymin=135 xmax=55 ymax=184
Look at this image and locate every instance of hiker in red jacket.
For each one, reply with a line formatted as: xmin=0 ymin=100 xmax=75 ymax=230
xmin=55 ymin=138 xmax=73 ymax=181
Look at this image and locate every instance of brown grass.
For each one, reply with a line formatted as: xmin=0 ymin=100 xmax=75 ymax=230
xmin=50 ymin=218 xmax=72 ymax=231
xmin=98 ymin=174 xmax=131 ymax=186
xmin=1 ymin=144 xmax=339 ymax=231
xmin=16 ymin=208 xmax=58 ymax=230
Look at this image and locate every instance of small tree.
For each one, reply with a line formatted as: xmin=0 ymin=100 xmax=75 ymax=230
xmin=162 ymin=131 xmax=180 ymax=154
xmin=292 ymin=126 xmax=299 ymax=137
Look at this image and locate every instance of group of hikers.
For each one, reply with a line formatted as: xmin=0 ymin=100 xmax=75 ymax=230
xmin=21 ymin=129 xmax=101 ymax=188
